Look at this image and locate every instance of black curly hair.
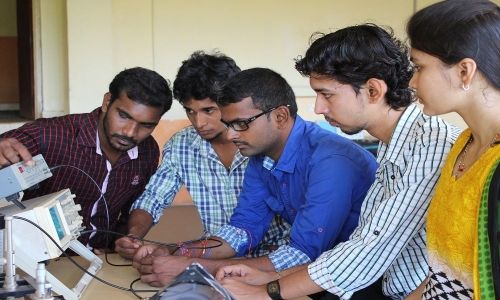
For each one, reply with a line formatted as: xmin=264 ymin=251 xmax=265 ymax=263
xmin=295 ymin=23 xmax=414 ymax=110
xmin=217 ymin=68 xmax=298 ymax=119
xmin=173 ymin=51 xmax=241 ymax=104
xmin=109 ymin=67 xmax=173 ymax=114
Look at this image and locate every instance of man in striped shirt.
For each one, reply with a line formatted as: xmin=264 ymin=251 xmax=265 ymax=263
xmin=115 ymin=51 xmax=291 ymax=259
xmin=217 ymin=24 xmax=461 ymax=300
xmin=0 ymin=67 xmax=172 ymax=251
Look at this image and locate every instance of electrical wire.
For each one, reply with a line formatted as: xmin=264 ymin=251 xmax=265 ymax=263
xmin=79 ymin=229 xmax=224 ymax=251
xmin=50 ymin=164 xmax=123 ymax=267
xmin=130 ymin=277 xmax=147 ymax=299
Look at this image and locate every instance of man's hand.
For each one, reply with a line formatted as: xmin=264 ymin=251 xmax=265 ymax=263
xmin=215 ymin=264 xmax=277 ymax=286
xmin=115 ymin=235 xmax=143 ymax=259
xmin=134 ymin=246 xmax=192 ymax=287
xmin=0 ymin=138 xmax=33 ymax=167
xmin=132 ymin=244 xmax=162 ymax=270
xmin=220 ymin=278 xmax=269 ymax=300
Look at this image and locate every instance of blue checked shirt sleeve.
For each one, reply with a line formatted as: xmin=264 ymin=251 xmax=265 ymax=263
xmin=216 ymin=225 xmax=310 ymax=271
xmin=269 ymin=245 xmax=311 ymax=271
xmin=216 ymin=224 xmax=249 ymax=253
xmin=131 ymin=139 xmax=183 ymax=223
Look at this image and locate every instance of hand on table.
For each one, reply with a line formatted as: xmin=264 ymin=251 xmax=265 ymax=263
xmin=216 ymin=264 xmax=277 ymax=286
xmin=133 ymin=244 xmax=191 ymax=287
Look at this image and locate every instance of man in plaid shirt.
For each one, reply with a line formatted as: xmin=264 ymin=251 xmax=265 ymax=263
xmin=0 ymin=67 xmax=173 ymax=251
xmin=115 ymin=51 xmax=291 ymax=259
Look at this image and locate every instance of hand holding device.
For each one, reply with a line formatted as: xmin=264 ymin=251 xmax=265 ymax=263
xmin=0 ymin=137 xmax=34 ymax=168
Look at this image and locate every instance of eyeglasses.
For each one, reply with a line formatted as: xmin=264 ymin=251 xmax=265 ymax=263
xmin=221 ymin=105 xmax=290 ymax=132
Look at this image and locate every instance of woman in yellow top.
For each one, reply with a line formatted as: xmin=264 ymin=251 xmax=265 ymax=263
xmin=407 ymin=0 xmax=500 ymax=299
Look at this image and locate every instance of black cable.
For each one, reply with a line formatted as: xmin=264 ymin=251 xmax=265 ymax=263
xmin=12 ymin=216 xmax=159 ymax=295
xmin=79 ymin=229 xmax=224 ymax=250
xmin=130 ymin=277 xmax=149 ymax=300
xmin=50 ymin=165 xmax=124 ymax=267
xmin=77 ymin=228 xmax=224 ymax=270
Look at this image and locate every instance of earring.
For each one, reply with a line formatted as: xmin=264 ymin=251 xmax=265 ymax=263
xmin=462 ymin=83 xmax=470 ymax=91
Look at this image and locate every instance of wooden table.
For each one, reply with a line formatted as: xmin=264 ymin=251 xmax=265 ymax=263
xmin=47 ymin=254 xmax=159 ymax=299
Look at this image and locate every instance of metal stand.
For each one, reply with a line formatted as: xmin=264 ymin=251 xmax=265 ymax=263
xmin=0 ymin=216 xmax=36 ymax=299
xmin=14 ymin=240 xmax=102 ymax=300
xmin=0 ymin=214 xmax=102 ymax=300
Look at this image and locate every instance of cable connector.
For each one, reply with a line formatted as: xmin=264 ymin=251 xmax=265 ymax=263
xmin=0 ymin=214 xmax=5 ymax=229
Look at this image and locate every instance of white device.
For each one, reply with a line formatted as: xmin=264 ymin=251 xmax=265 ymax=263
xmin=150 ymin=263 xmax=234 ymax=300
xmin=0 ymin=154 xmax=52 ymax=199
xmin=0 ymin=189 xmax=102 ymax=300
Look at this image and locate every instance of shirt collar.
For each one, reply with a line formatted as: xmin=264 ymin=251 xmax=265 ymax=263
xmin=262 ymin=115 xmax=304 ymax=173
xmin=189 ymin=129 xmax=204 ymax=150
xmin=379 ymin=103 xmax=421 ymax=164
xmin=191 ymin=127 xmax=248 ymax=170
xmin=76 ymin=108 xmax=100 ymax=148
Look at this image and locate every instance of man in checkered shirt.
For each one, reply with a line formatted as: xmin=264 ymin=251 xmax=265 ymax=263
xmin=115 ymin=51 xmax=291 ymax=259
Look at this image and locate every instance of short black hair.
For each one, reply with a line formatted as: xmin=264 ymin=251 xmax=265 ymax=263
xmin=109 ymin=67 xmax=173 ymax=114
xmin=173 ymin=51 xmax=240 ymax=104
xmin=217 ymin=68 xmax=298 ymax=118
xmin=407 ymin=0 xmax=500 ymax=89
xmin=295 ymin=24 xmax=414 ymax=110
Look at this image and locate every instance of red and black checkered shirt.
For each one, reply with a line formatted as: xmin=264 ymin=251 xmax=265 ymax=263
xmin=0 ymin=108 xmax=159 ymax=248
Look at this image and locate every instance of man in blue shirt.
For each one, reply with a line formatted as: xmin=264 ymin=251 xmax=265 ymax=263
xmin=132 ymin=67 xmax=377 ymax=287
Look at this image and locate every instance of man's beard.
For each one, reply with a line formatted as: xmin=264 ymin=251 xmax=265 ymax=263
xmin=203 ymin=130 xmax=223 ymax=142
xmin=340 ymin=127 xmax=364 ymax=135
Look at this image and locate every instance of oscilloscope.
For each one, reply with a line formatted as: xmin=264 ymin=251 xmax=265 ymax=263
xmin=0 ymin=155 xmax=102 ymax=300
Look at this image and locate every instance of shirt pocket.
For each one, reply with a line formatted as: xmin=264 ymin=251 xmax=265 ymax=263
xmin=380 ymin=163 xmax=402 ymax=198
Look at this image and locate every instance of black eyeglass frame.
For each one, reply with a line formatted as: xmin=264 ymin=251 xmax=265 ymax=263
xmin=221 ymin=104 xmax=290 ymax=132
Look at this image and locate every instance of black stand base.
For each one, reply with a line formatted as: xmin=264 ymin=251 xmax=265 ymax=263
xmin=0 ymin=273 xmax=36 ymax=299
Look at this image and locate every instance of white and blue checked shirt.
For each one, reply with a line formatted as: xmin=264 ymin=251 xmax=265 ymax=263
xmin=308 ymin=104 xmax=461 ymax=299
xmin=131 ymin=126 xmax=290 ymax=256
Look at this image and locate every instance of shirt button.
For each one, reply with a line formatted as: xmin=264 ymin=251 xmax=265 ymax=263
xmin=390 ymin=175 xmax=395 ymax=180
xmin=373 ymin=230 xmax=380 ymax=235
xmin=317 ymin=227 xmax=324 ymax=233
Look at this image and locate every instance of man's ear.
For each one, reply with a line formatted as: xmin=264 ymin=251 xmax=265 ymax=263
xmin=274 ymin=105 xmax=291 ymax=129
xmin=366 ymin=78 xmax=388 ymax=104
xmin=101 ymin=93 xmax=112 ymax=113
